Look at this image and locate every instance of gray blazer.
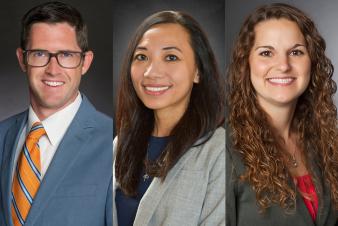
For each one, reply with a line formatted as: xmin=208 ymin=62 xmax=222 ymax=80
xmin=113 ymin=127 xmax=225 ymax=226
xmin=226 ymin=129 xmax=337 ymax=226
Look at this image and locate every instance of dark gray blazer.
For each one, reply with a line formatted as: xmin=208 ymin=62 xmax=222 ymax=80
xmin=226 ymin=129 xmax=337 ymax=226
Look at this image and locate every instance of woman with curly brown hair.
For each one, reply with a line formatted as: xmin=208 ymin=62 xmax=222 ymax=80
xmin=226 ymin=3 xmax=338 ymax=226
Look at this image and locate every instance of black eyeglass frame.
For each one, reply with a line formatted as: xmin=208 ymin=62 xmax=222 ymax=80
xmin=23 ymin=49 xmax=86 ymax=69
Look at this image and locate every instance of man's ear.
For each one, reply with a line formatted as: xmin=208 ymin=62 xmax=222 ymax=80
xmin=81 ymin=50 xmax=94 ymax=75
xmin=16 ymin=48 xmax=27 ymax=72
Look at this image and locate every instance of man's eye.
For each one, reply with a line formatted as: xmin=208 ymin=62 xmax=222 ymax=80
xmin=60 ymin=52 xmax=75 ymax=58
xmin=165 ymin=55 xmax=178 ymax=61
xmin=32 ymin=51 xmax=47 ymax=57
xmin=134 ymin=54 xmax=147 ymax=61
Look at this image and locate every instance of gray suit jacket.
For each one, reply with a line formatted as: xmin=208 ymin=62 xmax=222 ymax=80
xmin=226 ymin=129 xmax=337 ymax=226
xmin=0 ymin=95 xmax=113 ymax=226
xmin=113 ymin=127 xmax=225 ymax=226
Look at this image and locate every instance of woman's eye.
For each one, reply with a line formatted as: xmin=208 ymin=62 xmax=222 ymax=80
xmin=259 ymin=51 xmax=272 ymax=57
xmin=134 ymin=54 xmax=147 ymax=61
xmin=165 ymin=54 xmax=178 ymax=61
xmin=290 ymin=49 xmax=304 ymax=56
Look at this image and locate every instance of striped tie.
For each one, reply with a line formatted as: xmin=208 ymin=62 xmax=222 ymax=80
xmin=11 ymin=122 xmax=46 ymax=226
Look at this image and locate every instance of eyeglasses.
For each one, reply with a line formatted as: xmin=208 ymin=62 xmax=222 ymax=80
xmin=23 ymin=49 xmax=85 ymax=69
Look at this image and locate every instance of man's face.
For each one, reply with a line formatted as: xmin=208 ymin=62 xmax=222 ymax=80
xmin=17 ymin=22 xmax=93 ymax=120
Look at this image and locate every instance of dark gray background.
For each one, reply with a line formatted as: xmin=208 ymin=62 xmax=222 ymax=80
xmin=113 ymin=0 xmax=225 ymax=119
xmin=0 ymin=0 xmax=113 ymax=121
xmin=226 ymin=0 xmax=338 ymax=104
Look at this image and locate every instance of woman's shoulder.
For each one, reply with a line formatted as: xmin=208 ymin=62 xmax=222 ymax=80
xmin=181 ymin=127 xmax=225 ymax=171
xmin=113 ymin=136 xmax=118 ymax=146
xmin=197 ymin=126 xmax=225 ymax=151
xmin=210 ymin=126 xmax=225 ymax=145
xmin=113 ymin=136 xmax=118 ymax=159
xmin=225 ymin=127 xmax=246 ymax=178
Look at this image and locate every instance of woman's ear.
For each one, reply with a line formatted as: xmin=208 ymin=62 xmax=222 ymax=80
xmin=194 ymin=70 xmax=200 ymax=83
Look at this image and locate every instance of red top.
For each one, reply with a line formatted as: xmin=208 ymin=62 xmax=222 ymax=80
xmin=295 ymin=174 xmax=318 ymax=221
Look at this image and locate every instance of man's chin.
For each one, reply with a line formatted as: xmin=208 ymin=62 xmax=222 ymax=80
xmin=30 ymin=92 xmax=78 ymax=114
xmin=33 ymin=98 xmax=68 ymax=113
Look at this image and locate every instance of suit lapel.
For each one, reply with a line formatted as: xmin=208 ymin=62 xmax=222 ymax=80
xmin=23 ymin=97 xmax=96 ymax=225
xmin=133 ymin=145 xmax=195 ymax=225
xmin=1 ymin=112 xmax=27 ymax=226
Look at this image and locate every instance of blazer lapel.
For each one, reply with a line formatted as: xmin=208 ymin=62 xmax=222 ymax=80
xmin=311 ymin=157 xmax=331 ymax=226
xmin=1 ymin=112 xmax=27 ymax=226
xmin=133 ymin=146 xmax=195 ymax=226
xmin=24 ymin=97 xmax=96 ymax=225
xmin=315 ymin=186 xmax=331 ymax=226
xmin=295 ymin=189 xmax=316 ymax=226
xmin=294 ymin=152 xmax=331 ymax=226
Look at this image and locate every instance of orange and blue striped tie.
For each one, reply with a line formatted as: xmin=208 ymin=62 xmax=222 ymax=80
xmin=11 ymin=122 xmax=46 ymax=226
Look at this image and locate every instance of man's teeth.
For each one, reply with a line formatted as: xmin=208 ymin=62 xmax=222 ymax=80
xmin=44 ymin=81 xmax=64 ymax=87
xmin=268 ymin=78 xmax=294 ymax=84
xmin=145 ymin=86 xmax=169 ymax=92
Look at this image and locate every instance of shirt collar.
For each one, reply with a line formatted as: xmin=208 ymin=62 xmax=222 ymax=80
xmin=28 ymin=93 xmax=82 ymax=146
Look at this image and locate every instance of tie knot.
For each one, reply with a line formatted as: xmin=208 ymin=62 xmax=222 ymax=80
xmin=27 ymin=122 xmax=46 ymax=140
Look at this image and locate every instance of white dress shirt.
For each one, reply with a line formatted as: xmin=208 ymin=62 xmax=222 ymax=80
xmin=12 ymin=93 xmax=82 ymax=180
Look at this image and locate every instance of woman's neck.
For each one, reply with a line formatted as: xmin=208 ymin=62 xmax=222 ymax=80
xmin=260 ymin=100 xmax=309 ymax=175
xmin=153 ymin=107 xmax=186 ymax=137
xmin=261 ymin=101 xmax=297 ymax=140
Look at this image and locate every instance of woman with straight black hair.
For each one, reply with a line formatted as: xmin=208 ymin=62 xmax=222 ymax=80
xmin=113 ymin=10 xmax=225 ymax=226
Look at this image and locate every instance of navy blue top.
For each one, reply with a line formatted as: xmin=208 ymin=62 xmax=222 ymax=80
xmin=115 ymin=136 xmax=169 ymax=226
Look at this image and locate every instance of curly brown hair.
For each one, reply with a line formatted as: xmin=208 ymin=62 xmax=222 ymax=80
xmin=227 ymin=3 xmax=338 ymax=212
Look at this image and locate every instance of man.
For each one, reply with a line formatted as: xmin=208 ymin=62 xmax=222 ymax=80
xmin=0 ymin=2 xmax=112 ymax=226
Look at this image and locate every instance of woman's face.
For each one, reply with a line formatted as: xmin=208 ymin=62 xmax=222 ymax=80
xmin=249 ymin=18 xmax=311 ymax=111
xmin=131 ymin=23 xmax=199 ymax=117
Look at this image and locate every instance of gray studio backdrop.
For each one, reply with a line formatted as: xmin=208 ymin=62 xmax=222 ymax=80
xmin=226 ymin=0 xmax=338 ymax=104
xmin=0 ymin=0 xmax=113 ymax=121
xmin=113 ymin=0 xmax=225 ymax=127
